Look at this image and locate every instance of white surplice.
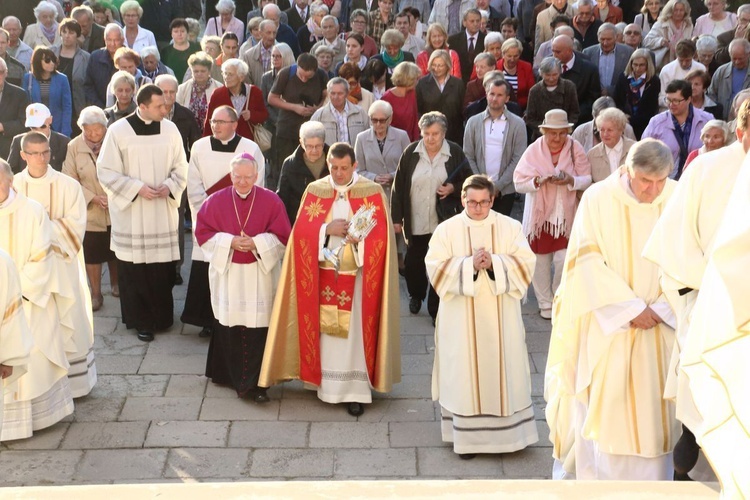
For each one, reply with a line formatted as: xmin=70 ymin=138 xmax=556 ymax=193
xmin=546 ymin=170 xmax=679 ymax=480
xmin=14 ymin=168 xmax=96 ymax=398
xmin=426 ymin=210 xmax=539 ymax=454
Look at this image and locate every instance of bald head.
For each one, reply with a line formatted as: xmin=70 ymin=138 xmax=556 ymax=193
xmin=551 ymin=35 xmax=574 ymax=63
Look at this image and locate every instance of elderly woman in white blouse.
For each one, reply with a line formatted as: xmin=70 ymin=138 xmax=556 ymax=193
xmin=23 ymin=1 xmax=61 ymax=48
xmin=587 ymin=108 xmax=637 ymax=183
xmin=119 ymin=0 xmax=157 ymax=52
xmin=693 ymin=0 xmax=737 ymax=37
xmin=204 ymin=0 xmax=246 ymax=44
xmin=572 ymin=96 xmax=637 ymax=152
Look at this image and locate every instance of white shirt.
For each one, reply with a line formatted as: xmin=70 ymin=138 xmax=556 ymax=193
xmin=659 ymin=59 xmax=706 ymax=108
xmin=465 ymin=29 xmax=478 ymax=50
xmin=410 ymin=140 xmax=450 ymax=235
xmin=562 ymin=53 xmax=575 ymax=73
xmin=603 ymin=137 xmax=624 ymax=175
xmin=484 ymin=112 xmax=507 ymax=181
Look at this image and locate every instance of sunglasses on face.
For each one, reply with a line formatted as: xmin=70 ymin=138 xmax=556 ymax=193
xmin=42 ymin=57 xmax=54 ymax=63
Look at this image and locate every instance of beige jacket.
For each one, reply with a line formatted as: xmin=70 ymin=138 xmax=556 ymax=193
xmin=587 ymin=137 xmax=636 ymax=183
xmin=62 ymin=135 xmax=111 ymax=232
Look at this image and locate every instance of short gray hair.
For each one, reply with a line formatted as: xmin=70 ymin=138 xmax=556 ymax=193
xmin=598 ymin=22 xmax=617 ymax=37
xmin=738 ymin=4 xmax=750 ymax=16
xmin=700 ymin=119 xmax=729 ymax=142
xmin=595 ymin=107 xmax=628 ymax=131
xmin=553 ymin=25 xmax=575 ymax=38
xmin=592 ymin=96 xmax=616 ymax=118
xmin=578 ymin=0 xmax=595 ymax=7
xmin=230 ymin=154 xmax=259 ymax=172
xmin=155 ymin=74 xmax=179 ymax=89
xmin=216 ymin=0 xmax=236 ymax=14
xmin=484 ymin=32 xmax=503 ymax=48
xmin=104 ymin=23 xmax=124 ymax=39
xmin=188 ymin=51 xmax=214 ymax=69
xmin=474 ymin=52 xmax=496 ymax=67
xmin=0 ymin=159 xmax=12 ymax=180
xmin=300 ymin=121 xmax=326 ymax=142
xmin=322 ymin=15 xmax=339 ymax=27
xmin=71 ymin=5 xmax=94 ymax=20
xmin=222 ymin=58 xmax=249 ymax=77
xmin=77 ymin=106 xmax=108 ymax=128
xmin=109 ymin=70 xmax=136 ymax=91
xmin=368 ymin=100 xmax=393 ymax=118
xmin=696 ymin=34 xmax=718 ymax=54
xmin=729 ymin=38 xmax=750 ymax=55
xmin=626 ymin=139 xmax=674 ymax=176
xmin=327 ymin=76 xmax=350 ymax=94
xmin=120 ymin=0 xmax=143 ymax=17
xmin=314 ymin=44 xmax=335 ymax=57
xmin=380 ymin=29 xmax=405 ymax=48
xmin=418 ymin=111 xmax=448 ymax=133
xmin=310 ymin=1 xmax=330 ymax=16
xmin=259 ymin=19 xmax=276 ymax=31
xmin=263 ymin=3 xmax=282 ymax=17
xmin=34 ymin=1 xmax=58 ymax=18
xmin=140 ymin=45 xmax=160 ymax=61
xmin=539 ymin=57 xmax=561 ymax=75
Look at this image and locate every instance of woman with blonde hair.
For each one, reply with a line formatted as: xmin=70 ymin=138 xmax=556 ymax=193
xmin=642 ymin=0 xmax=693 ymax=70
xmin=613 ymin=48 xmax=661 ymax=138
xmin=634 ymin=0 xmax=663 ymax=37
xmin=119 ymin=0 xmax=157 ymax=52
xmin=382 ymin=61 xmax=422 ymax=141
xmin=415 ymin=23 xmax=461 ymax=78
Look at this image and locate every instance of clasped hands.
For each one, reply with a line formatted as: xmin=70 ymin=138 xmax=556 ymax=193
xmin=326 ymin=219 xmax=361 ymax=244
xmin=138 ymin=183 xmax=171 ymax=200
xmin=473 ymin=247 xmax=493 ymax=272
xmin=231 ymin=236 xmax=256 ymax=253
xmin=629 ymin=307 xmax=664 ymax=330
xmin=536 ymin=171 xmax=573 ymax=187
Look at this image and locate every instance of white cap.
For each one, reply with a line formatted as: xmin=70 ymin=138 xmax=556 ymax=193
xmin=25 ymin=103 xmax=51 ymax=128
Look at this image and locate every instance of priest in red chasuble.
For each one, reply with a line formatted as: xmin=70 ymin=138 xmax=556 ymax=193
xmin=260 ymin=142 xmax=400 ymax=416
xmin=195 ymin=153 xmax=291 ymax=403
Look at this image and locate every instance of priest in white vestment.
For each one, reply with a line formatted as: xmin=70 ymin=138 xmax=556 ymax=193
xmin=0 ymin=248 xmax=33 ymax=437
xmin=679 ymin=150 xmax=750 ymax=499
xmin=15 ymin=132 xmax=97 ymax=398
xmin=0 ymin=160 xmax=73 ymax=441
xmin=97 ymin=84 xmax=188 ymax=342
xmin=642 ymin=100 xmax=750 ymax=481
xmin=546 ymin=139 xmax=680 ymax=480
xmin=183 ymin=105 xmax=265 ymax=338
xmin=195 ymin=153 xmax=289 ymax=402
xmin=426 ymin=174 xmax=539 ymax=459
xmin=260 ymin=143 xmax=401 ymax=417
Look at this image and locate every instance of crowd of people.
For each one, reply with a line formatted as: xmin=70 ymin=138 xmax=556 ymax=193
xmin=0 ymin=0 xmax=749 ymax=493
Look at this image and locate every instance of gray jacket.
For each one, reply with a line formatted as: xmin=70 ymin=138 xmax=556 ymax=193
xmin=50 ymin=46 xmax=90 ymax=117
xmin=463 ymin=108 xmax=527 ymax=196
xmin=311 ymin=103 xmax=370 ymax=147
xmin=354 ymin=125 xmax=411 ymax=179
xmin=708 ymin=62 xmax=750 ymax=120
xmin=582 ymin=43 xmax=634 ymax=96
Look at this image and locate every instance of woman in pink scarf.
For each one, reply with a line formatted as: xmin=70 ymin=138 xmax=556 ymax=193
xmin=513 ymin=110 xmax=591 ymax=319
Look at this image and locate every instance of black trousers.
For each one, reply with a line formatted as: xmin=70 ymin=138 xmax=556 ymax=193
xmin=181 ymin=261 xmax=216 ymax=328
xmin=404 ymin=233 xmax=440 ymax=319
xmin=118 ymin=260 xmax=176 ymax=332
xmin=206 ymin=322 xmax=269 ymax=397
xmin=493 ymin=193 xmax=515 ymax=217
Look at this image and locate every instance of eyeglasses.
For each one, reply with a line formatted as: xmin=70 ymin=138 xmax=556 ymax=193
xmin=665 ymin=97 xmax=686 ymax=105
xmin=210 ymin=119 xmax=237 ymax=125
xmin=466 ymin=200 xmax=492 ymax=208
xmin=23 ymin=149 xmax=51 ymax=157
xmin=370 ymin=118 xmax=388 ymax=124
xmin=42 ymin=57 xmax=54 ymax=63
xmin=271 ymin=54 xmax=282 ymax=59
xmin=351 ymin=19 xmax=366 ymax=24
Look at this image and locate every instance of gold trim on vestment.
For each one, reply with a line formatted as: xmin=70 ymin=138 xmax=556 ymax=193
xmin=3 ymin=297 xmax=22 ymax=323
xmin=654 ymin=324 xmax=669 ymax=453
xmin=466 ymin=226 xmax=481 ymax=414
xmin=628 ymin=327 xmax=642 ymax=454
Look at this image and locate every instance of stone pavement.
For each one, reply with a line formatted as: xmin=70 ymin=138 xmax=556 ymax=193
xmin=0 ymin=218 xmax=555 ymax=486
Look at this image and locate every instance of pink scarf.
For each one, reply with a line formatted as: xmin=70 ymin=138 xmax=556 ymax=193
xmin=514 ymin=136 xmax=589 ymax=240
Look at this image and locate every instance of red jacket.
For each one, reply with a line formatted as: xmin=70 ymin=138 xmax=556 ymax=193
xmin=203 ymin=84 xmax=269 ymax=141
xmin=497 ymin=58 xmax=534 ymax=110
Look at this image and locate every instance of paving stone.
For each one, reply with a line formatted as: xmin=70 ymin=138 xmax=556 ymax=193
xmin=138 ymin=353 xmax=207 ymax=375
xmin=2 ymin=423 xmax=69 ymax=450
xmin=93 ymin=317 xmax=118 ymax=336
xmin=144 ymin=421 xmax=229 ymax=448
xmin=524 ymin=315 xmax=554 ymax=334
xmin=531 ymin=351 xmax=548 ymax=374
xmin=72 ymin=396 xmax=125 ymax=422
xmin=335 ymin=448 xmax=417 ymax=477
xmin=204 ymin=381 xmax=282 ymax=400
xmin=279 ymin=380 xmax=319 ymax=399
xmin=400 ymin=316 xmax=435 ymax=336
xmin=147 ymin=333 xmax=210 ymax=355
xmin=95 ymin=355 xmax=143 ymax=375
xmin=389 ymin=422 xmax=445 ymax=448
xmin=501 ymin=446 xmax=554 ymax=478
xmin=199 ymin=397 xmax=280 ymax=421
xmin=76 ymin=449 xmax=168 ymax=481
xmin=93 ymin=333 xmax=148 ymax=356
xmin=0 ymin=450 xmax=82 ymax=484
xmin=249 ymin=449 xmax=334 ymax=478
xmin=228 ymin=421 xmax=308 ymax=448
xmin=525 ymin=330 xmax=551 ymax=354
xmin=119 ymin=397 xmax=203 ymax=421
xmin=376 ymin=375 xmax=431 ymax=399
xmin=531 ymin=373 xmax=544 ymax=397
xmin=401 ymin=354 xmax=434 ymax=375
xmin=400 ymin=335 xmax=428 ymax=354
xmin=88 ymin=375 xmax=169 ymax=398
xmin=61 ymin=421 xmax=149 ymax=449
xmin=164 ymin=448 xmax=250 ymax=478
xmin=165 ymin=375 xmax=208 ymax=397
xmin=531 ymin=420 xmax=553 ymax=448
xmin=417 ymin=447 xmax=503 ymax=477
xmin=309 ymin=422 xmax=389 ymax=448
xmin=358 ymin=398 xmax=436 ymax=423
xmin=278 ymin=398 xmax=357 ymax=422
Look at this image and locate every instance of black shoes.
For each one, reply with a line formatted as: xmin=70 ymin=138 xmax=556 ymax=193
xmin=199 ymin=327 xmax=213 ymax=338
xmin=347 ymin=402 xmax=365 ymax=416
xmin=137 ymin=330 xmax=154 ymax=342
xmin=248 ymin=388 xmax=270 ymax=403
xmin=459 ymin=453 xmax=477 ymax=460
xmin=409 ymin=297 xmax=421 ymax=314
xmin=174 ymin=273 xmax=183 ymax=285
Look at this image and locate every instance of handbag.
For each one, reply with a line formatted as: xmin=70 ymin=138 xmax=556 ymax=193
xmin=243 ymin=83 xmax=272 ymax=151
xmin=435 ymin=158 xmax=469 ymax=222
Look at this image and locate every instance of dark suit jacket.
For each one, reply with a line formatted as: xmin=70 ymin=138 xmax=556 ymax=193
xmin=8 ymin=131 xmax=70 ymax=174
xmin=582 ymin=43 xmax=634 ymax=96
xmin=447 ymin=30 xmax=486 ymax=83
xmin=277 ymin=144 xmax=330 ymax=224
xmin=613 ymin=73 xmax=660 ymax=139
xmin=88 ymin=23 xmax=106 ymax=53
xmin=714 ymin=29 xmax=735 ymax=67
xmin=84 ymin=48 xmax=115 ymax=108
xmin=285 ymin=6 xmax=308 ymax=33
xmin=562 ymin=53 xmax=601 ymax=125
xmin=415 ymin=74 xmax=466 ymax=145
xmin=574 ymin=19 xmax=603 ymax=50
xmin=0 ymin=83 xmax=29 ymax=159
xmin=170 ymin=103 xmax=202 ymax=159
xmin=351 ymin=0 xmax=379 ymax=12
xmin=277 ymin=23 xmax=302 ymax=58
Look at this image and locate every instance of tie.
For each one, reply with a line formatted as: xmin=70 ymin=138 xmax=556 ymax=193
xmin=562 ymin=63 xmax=568 ymax=72
xmin=468 ymin=36 xmax=475 ymax=54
